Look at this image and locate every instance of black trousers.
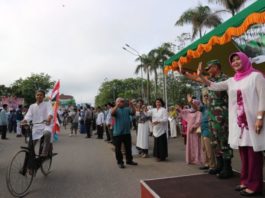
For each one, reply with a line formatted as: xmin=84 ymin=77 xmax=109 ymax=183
xmin=153 ymin=133 xmax=168 ymax=160
xmin=8 ymin=122 xmax=17 ymax=133
xmin=105 ymin=125 xmax=111 ymax=141
xmin=113 ymin=134 xmax=133 ymax=164
xmin=0 ymin=125 xmax=7 ymax=139
xmin=85 ymin=120 xmax=91 ymax=137
xmin=97 ymin=125 xmax=104 ymax=139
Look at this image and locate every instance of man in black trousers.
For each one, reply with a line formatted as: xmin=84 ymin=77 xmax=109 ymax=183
xmin=111 ymin=98 xmax=138 ymax=169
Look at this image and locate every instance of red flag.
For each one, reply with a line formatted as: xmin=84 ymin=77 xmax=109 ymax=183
xmin=51 ymin=80 xmax=60 ymax=134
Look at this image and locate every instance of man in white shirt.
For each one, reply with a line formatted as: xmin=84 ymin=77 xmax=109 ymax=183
xmin=22 ymin=90 xmax=53 ymax=157
xmin=96 ymin=107 xmax=105 ymax=139
xmin=104 ymin=103 xmax=113 ymax=142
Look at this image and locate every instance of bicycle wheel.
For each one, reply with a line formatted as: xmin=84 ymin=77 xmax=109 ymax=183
xmin=6 ymin=150 xmax=33 ymax=197
xmin=40 ymin=156 xmax=52 ymax=176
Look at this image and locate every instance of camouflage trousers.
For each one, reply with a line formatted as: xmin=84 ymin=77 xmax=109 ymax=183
xmin=208 ymin=109 xmax=233 ymax=160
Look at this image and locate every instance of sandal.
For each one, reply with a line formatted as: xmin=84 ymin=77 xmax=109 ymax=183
xmin=240 ymin=189 xmax=262 ymax=197
xmin=235 ymin=185 xmax=246 ymax=191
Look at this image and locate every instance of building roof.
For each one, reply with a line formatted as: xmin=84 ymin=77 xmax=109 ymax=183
xmin=60 ymin=94 xmax=74 ymax=100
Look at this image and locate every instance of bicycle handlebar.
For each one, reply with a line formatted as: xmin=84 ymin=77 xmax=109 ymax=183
xmin=20 ymin=120 xmax=48 ymax=126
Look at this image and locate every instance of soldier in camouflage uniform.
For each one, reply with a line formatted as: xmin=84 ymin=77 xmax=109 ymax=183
xmin=204 ymin=60 xmax=233 ymax=179
xmin=181 ymin=59 xmax=233 ymax=179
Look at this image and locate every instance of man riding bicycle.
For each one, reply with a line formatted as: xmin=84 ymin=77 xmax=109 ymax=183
xmin=22 ymin=89 xmax=53 ymax=157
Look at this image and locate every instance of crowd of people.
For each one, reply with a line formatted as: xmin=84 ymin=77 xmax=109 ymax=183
xmin=0 ymin=104 xmax=24 ymax=140
xmin=0 ymin=51 xmax=264 ymax=196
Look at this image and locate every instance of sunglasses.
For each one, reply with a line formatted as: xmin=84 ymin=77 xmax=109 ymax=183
xmin=203 ymin=95 xmax=208 ymax=97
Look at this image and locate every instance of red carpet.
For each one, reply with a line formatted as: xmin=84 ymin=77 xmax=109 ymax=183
xmin=141 ymin=173 xmax=265 ymax=198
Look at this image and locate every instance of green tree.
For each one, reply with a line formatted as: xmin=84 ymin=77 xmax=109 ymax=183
xmin=175 ymin=4 xmax=222 ymax=39
xmin=95 ymin=78 xmax=145 ymax=107
xmin=11 ymin=73 xmax=55 ymax=105
xmin=208 ymin=0 xmax=247 ymax=16
xmin=166 ymin=74 xmax=194 ymax=106
xmin=135 ymin=54 xmax=152 ymax=104
xmin=0 ymin=85 xmax=11 ymax=96
xmin=149 ymin=43 xmax=175 ymax=99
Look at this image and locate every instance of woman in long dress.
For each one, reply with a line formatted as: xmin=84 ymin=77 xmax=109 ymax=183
xmin=177 ymin=97 xmax=203 ymax=165
xmin=150 ymin=98 xmax=168 ymax=161
xmin=198 ymin=52 xmax=265 ymax=196
xmin=136 ymin=105 xmax=151 ymax=158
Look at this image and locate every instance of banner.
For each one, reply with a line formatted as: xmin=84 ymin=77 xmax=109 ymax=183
xmin=1 ymin=96 xmax=24 ymax=109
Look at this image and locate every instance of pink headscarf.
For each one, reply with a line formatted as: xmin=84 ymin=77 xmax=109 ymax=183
xmin=189 ymin=99 xmax=201 ymax=113
xmin=229 ymin=52 xmax=259 ymax=81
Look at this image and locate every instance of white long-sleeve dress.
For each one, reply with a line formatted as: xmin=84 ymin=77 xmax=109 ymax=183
xmin=209 ymin=72 xmax=265 ymax=151
xmin=136 ymin=111 xmax=150 ymax=150
xmin=150 ymin=107 xmax=168 ymax=137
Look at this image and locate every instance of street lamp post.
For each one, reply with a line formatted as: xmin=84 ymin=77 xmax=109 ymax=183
xmin=122 ymin=44 xmax=144 ymax=101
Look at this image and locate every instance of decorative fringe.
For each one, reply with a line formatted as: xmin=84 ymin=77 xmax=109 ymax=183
xmin=164 ymin=12 xmax=265 ymax=74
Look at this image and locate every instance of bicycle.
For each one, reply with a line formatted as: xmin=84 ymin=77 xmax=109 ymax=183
xmin=6 ymin=121 xmax=57 ymax=197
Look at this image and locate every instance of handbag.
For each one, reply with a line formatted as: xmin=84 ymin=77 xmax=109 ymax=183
xmin=196 ymin=127 xmax=201 ymax=134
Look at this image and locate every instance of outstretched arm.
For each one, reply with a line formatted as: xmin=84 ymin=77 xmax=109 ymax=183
xmin=179 ymin=62 xmax=203 ymax=83
xmin=187 ymin=94 xmax=199 ymax=111
xmin=197 ymin=62 xmax=212 ymax=86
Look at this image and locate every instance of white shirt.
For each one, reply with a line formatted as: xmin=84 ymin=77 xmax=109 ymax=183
xmin=105 ymin=109 xmax=112 ymax=125
xmin=149 ymin=107 xmax=168 ymax=137
xmin=24 ymin=101 xmax=53 ymax=140
xmin=209 ymin=72 xmax=265 ymax=151
xmin=96 ymin=112 xmax=105 ymax=125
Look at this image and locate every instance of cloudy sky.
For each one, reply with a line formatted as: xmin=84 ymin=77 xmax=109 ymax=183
xmin=0 ymin=0 xmax=255 ymax=104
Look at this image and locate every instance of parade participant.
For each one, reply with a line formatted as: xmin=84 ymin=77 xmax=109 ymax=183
xmin=178 ymin=105 xmax=189 ymax=145
xmin=79 ymin=106 xmax=86 ymax=134
xmin=135 ymin=99 xmax=144 ymax=155
xmin=103 ymin=104 xmax=111 ymax=142
xmin=198 ymin=52 xmax=265 ymax=196
xmin=111 ymin=97 xmax=137 ymax=168
xmin=181 ymin=59 xmax=233 ymax=179
xmin=168 ymin=106 xmax=177 ymax=138
xmin=198 ymin=89 xmax=216 ymax=172
xmin=69 ymin=108 xmax=79 ymax=136
xmin=22 ymin=90 xmax=53 ymax=157
xmin=16 ymin=105 xmax=24 ymax=137
xmin=96 ymin=107 xmax=105 ymax=139
xmin=177 ymin=96 xmax=203 ymax=165
xmin=150 ymin=98 xmax=168 ymax=162
xmin=136 ymin=104 xmax=151 ymax=158
xmin=147 ymin=105 xmax=153 ymax=136
xmin=84 ymin=104 xmax=92 ymax=138
xmin=8 ymin=109 xmax=17 ymax=133
xmin=0 ymin=104 xmax=8 ymax=140
xmin=105 ymin=103 xmax=114 ymax=143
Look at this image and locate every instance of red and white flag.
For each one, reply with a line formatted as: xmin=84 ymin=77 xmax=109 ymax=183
xmin=51 ymin=80 xmax=60 ymax=134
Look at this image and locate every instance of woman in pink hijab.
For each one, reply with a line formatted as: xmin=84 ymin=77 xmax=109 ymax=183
xmin=197 ymin=51 xmax=265 ymax=196
xmin=177 ymin=95 xmax=203 ymax=165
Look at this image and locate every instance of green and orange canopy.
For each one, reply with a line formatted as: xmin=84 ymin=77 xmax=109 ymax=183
xmin=164 ymin=0 xmax=265 ymax=76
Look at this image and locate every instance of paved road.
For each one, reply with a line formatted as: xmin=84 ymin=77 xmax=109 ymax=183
xmin=0 ymin=128 xmax=263 ymax=198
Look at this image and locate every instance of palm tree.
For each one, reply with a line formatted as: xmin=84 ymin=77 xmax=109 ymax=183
xmin=208 ymin=0 xmax=247 ymax=16
xmin=135 ymin=54 xmax=152 ymax=104
xmin=175 ymin=4 xmax=222 ymax=39
xmin=149 ymin=43 xmax=175 ymax=98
